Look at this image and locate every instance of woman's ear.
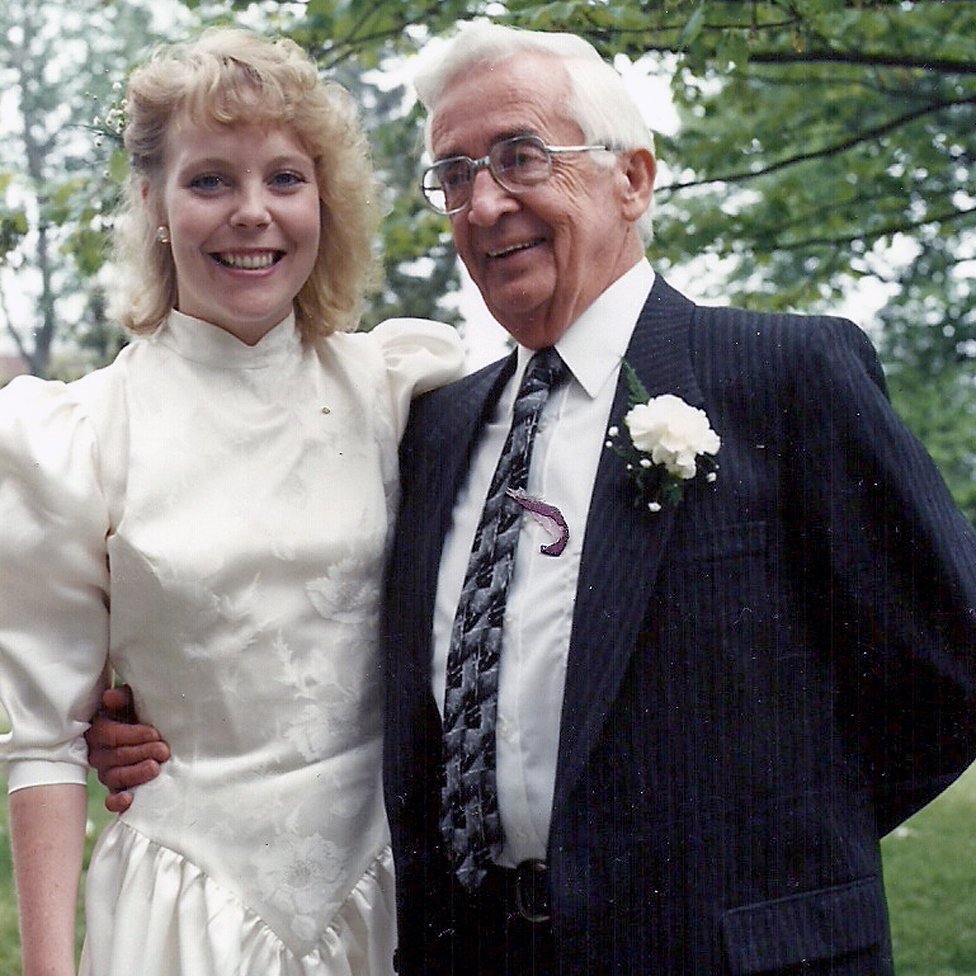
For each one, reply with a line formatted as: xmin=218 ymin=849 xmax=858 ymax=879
xmin=141 ymin=179 xmax=161 ymax=225
xmin=619 ymin=147 xmax=656 ymax=223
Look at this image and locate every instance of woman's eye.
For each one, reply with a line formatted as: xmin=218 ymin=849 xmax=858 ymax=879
xmin=189 ymin=173 xmax=224 ymax=192
xmin=270 ymin=171 xmax=307 ymax=189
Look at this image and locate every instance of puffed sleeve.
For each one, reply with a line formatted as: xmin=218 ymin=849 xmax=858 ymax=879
xmin=0 ymin=376 xmax=111 ymax=793
xmin=370 ymin=318 xmax=465 ymax=440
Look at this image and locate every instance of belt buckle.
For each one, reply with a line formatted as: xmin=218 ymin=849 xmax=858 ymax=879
xmin=514 ymin=859 xmax=550 ymax=923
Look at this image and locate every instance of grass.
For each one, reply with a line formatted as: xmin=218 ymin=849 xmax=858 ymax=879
xmin=882 ymin=763 xmax=976 ymax=975
xmin=0 ymin=751 xmax=974 ymax=973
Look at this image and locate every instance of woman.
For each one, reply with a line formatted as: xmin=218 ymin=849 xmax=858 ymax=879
xmin=0 ymin=29 xmax=462 ymax=976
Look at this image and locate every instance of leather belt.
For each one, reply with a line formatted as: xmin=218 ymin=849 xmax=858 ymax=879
xmin=484 ymin=859 xmax=551 ymax=923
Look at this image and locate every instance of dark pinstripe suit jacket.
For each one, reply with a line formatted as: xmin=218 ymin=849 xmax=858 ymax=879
xmin=382 ymin=277 xmax=976 ymax=975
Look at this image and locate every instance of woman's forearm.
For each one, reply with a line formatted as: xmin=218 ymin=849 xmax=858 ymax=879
xmin=10 ymin=782 xmax=87 ymax=976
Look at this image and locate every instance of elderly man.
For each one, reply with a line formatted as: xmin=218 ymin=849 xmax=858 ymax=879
xmin=382 ymin=22 xmax=976 ymax=976
xmin=90 ymin=21 xmax=976 ymax=976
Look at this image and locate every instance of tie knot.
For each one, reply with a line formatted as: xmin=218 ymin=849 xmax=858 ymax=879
xmin=519 ymin=347 xmax=565 ymax=399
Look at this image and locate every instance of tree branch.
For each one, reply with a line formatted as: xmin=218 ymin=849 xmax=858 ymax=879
xmin=658 ymin=94 xmax=976 ymax=192
xmin=769 ymin=203 xmax=976 ymax=251
xmin=0 ymin=280 xmax=36 ymax=374
xmin=577 ymin=35 xmax=976 ymax=77
xmin=746 ymin=51 xmax=976 ymax=74
xmin=310 ymin=0 xmax=447 ymax=69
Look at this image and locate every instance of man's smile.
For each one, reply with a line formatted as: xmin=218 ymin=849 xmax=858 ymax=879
xmin=486 ymin=239 xmax=545 ymax=260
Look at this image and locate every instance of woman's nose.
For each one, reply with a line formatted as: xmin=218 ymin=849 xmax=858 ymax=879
xmin=230 ymin=182 xmax=272 ymax=227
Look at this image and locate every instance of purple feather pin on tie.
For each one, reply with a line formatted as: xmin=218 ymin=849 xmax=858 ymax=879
xmin=505 ymin=488 xmax=569 ymax=556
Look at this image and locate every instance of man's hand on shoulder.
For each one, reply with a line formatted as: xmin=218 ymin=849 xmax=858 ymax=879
xmin=86 ymin=685 xmax=170 ymax=814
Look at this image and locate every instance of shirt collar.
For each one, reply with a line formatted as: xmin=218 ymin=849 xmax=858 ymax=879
xmin=515 ymin=260 xmax=654 ymax=399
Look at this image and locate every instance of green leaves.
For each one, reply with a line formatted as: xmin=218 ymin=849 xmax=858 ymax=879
xmin=0 ymin=173 xmax=28 ymax=263
xmin=1 ymin=0 xmax=971 ymax=515
xmin=621 ymin=359 xmax=650 ymax=408
xmin=0 ymin=0 xmax=165 ymax=377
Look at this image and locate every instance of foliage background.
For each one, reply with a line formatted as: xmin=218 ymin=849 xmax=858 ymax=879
xmin=1 ymin=0 xmax=973 ymax=521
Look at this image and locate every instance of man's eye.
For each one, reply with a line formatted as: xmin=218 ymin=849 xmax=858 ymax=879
xmin=438 ymin=161 xmax=470 ymax=189
xmin=506 ymin=143 xmax=546 ymax=169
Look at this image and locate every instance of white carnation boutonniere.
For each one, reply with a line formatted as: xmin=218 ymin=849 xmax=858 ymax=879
xmin=606 ymin=362 xmax=720 ymax=512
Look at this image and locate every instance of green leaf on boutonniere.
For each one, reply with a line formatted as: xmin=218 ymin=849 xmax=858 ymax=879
xmin=621 ymin=360 xmax=650 ymax=407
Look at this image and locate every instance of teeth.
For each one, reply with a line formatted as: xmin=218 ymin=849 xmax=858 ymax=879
xmin=488 ymin=241 xmax=539 ymax=258
xmin=216 ymin=252 xmax=279 ymax=270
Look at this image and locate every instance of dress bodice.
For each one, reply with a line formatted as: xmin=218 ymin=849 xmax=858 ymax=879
xmin=0 ymin=311 xmax=463 ymax=972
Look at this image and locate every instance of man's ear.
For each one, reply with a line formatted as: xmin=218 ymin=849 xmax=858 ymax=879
xmin=619 ymin=148 xmax=656 ymax=223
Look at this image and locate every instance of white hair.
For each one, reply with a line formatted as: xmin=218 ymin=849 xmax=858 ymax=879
xmin=414 ymin=21 xmax=655 ymax=244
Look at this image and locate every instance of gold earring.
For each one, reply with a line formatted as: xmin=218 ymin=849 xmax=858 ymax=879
xmin=155 ymin=225 xmax=171 ymax=245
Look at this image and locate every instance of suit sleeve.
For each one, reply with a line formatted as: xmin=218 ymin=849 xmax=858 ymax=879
xmin=790 ymin=317 xmax=976 ymax=832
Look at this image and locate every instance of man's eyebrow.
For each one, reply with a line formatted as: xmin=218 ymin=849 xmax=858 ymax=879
xmin=433 ymin=130 xmax=539 ymax=162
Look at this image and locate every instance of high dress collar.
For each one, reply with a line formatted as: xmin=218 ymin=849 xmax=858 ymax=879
xmin=150 ymin=309 xmax=302 ymax=370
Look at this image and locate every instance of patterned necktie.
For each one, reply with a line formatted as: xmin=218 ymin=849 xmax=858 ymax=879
xmin=440 ymin=346 xmax=567 ymax=891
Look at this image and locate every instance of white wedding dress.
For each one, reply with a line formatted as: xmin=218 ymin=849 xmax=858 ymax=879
xmin=0 ymin=310 xmax=463 ymax=975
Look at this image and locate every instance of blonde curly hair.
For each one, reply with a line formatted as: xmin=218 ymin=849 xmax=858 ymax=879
xmin=111 ymin=28 xmax=379 ymax=339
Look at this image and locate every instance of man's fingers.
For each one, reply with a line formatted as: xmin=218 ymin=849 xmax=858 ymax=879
xmin=89 ymin=740 xmax=170 ymax=773
xmin=97 ymin=758 xmax=163 ymax=794
xmin=99 ymin=684 xmax=137 ymax=720
xmin=104 ymin=791 xmax=133 ymax=815
xmin=86 ymin=683 xmax=169 ymax=802
xmin=88 ymin=714 xmax=163 ymax=749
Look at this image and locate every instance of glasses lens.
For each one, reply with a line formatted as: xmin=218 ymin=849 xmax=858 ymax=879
xmin=422 ymin=136 xmax=555 ymax=213
xmin=491 ymin=136 xmax=551 ymax=190
xmin=424 ymin=157 xmax=472 ymax=214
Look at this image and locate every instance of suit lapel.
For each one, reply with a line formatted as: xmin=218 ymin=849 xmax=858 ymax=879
xmin=552 ymin=278 xmax=704 ymax=817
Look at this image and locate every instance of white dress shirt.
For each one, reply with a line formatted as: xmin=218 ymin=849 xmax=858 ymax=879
xmin=432 ymin=260 xmax=655 ymax=866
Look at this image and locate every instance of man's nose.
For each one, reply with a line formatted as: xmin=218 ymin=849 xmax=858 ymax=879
xmin=466 ymin=168 xmax=518 ymax=226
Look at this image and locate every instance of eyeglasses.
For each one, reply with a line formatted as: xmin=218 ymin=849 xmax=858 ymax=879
xmin=421 ymin=134 xmax=612 ymax=215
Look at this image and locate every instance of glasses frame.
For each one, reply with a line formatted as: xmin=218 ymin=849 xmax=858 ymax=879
xmin=420 ymin=134 xmax=612 ymax=216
